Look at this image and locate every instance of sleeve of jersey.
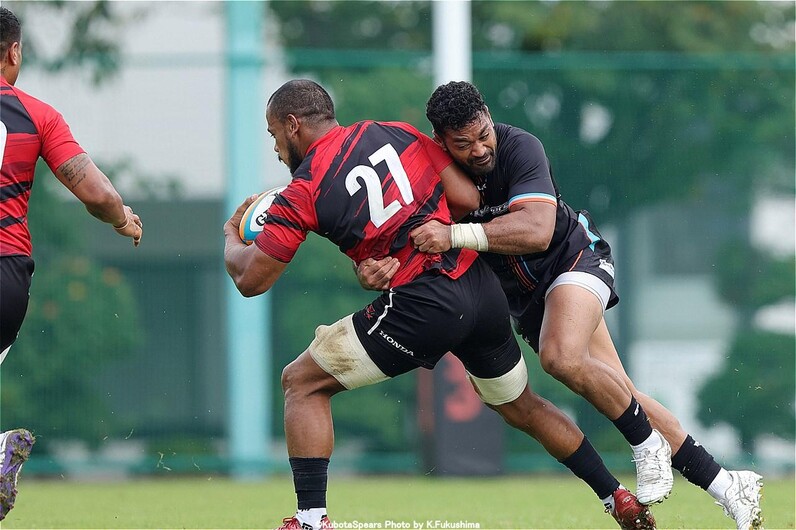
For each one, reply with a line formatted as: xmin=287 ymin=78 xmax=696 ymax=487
xmin=396 ymin=123 xmax=453 ymax=174
xmin=253 ymin=184 xmax=313 ymax=263
xmin=38 ymin=106 xmax=86 ymax=174
xmin=505 ymin=132 xmax=557 ymax=210
xmin=418 ymin=134 xmax=454 ymax=174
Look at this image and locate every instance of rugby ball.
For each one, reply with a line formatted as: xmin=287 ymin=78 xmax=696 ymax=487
xmin=238 ymin=185 xmax=287 ymax=244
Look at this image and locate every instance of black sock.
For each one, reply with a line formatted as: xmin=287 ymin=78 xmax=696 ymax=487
xmin=559 ymin=437 xmax=620 ymax=500
xmin=611 ymin=396 xmax=653 ymax=446
xmin=671 ymin=435 xmax=721 ymax=490
xmin=289 ymin=457 xmax=329 ymax=510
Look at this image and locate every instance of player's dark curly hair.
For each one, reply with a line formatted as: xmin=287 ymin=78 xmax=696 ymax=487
xmin=0 ymin=7 xmax=22 ymax=57
xmin=426 ymin=81 xmax=487 ymax=135
xmin=268 ymin=79 xmax=335 ymax=125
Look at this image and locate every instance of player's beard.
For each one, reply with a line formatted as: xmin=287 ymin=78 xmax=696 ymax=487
xmin=285 ymin=140 xmax=303 ymax=174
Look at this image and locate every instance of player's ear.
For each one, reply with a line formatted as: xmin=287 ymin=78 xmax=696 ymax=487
xmin=432 ymin=131 xmax=448 ymax=152
xmin=484 ymin=106 xmax=494 ymax=126
xmin=7 ymin=42 xmax=20 ymax=66
xmin=286 ymin=114 xmax=300 ymax=137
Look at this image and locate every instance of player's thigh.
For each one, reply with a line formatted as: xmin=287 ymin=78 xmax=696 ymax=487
xmin=304 ymin=314 xmax=390 ymax=392
xmin=539 ymin=282 xmax=604 ymax=357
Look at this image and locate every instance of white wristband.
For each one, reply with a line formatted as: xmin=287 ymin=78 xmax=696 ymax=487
xmin=450 ymin=223 xmax=489 ymax=251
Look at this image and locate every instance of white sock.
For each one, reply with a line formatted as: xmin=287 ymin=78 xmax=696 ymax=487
xmin=296 ymin=508 xmax=326 ymax=529
xmin=707 ymin=468 xmax=733 ymax=502
xmin=631 ymin=429 xmax=663 ymax=455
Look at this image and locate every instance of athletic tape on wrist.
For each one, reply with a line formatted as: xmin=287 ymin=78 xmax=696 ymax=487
xmin=450 ymin=223 xmax=489 ymax=251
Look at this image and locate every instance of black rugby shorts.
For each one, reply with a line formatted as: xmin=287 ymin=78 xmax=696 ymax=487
xmin=0 ymin=255 xmax=35 ymax=353
xmin=514 ymin=238 xmax=619 ymax=352
xmin=352 ymin=257 xmax=521 ymax=379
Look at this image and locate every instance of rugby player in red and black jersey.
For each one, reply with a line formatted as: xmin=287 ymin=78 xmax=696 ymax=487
xmin=363 ymin=81 xmax=761 ymax=529
xmin=224 ymin=79 xmax=655 ymax=530
xmin=0 ymin=7 xmax=143 ymax=520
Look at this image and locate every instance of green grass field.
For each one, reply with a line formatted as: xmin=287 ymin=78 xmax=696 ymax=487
xmin=4 ymin=474 xmax=794 ymax=529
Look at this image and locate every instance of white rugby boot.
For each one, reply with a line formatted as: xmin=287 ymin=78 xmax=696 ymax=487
xmin=717 ymin=470 xmax=763 ymax=530
xmin=632 ymin=429 xmax=673 ymax=505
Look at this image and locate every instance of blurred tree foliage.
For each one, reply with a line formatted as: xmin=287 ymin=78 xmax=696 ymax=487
xmin=699 ymin=329 xmax=795 ymax=453
xmin=5 ymin=0 xmax=132 ymax=84
xmin=268 ymin=1 xmax=432 ymax=50
xmin=472 ymin=1 xmax=793 ymax=224
xmin=1 ymin=162 xmax=141 ymax=446
xmin=698 ymin=241 xmax=796 ymax=452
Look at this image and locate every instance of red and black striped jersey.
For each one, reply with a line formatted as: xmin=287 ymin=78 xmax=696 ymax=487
xmin=254 ymin=121 xmax=477 ymax=287
xmin=1 ymin=77 xmax=85 ymax=256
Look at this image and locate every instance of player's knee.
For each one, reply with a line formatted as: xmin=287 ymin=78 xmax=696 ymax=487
xmin=282 ymin=350 xmax=346 ymax=402
xmin=280 ymin=360 xmax=298 ymax=396
xmin=281 ymin=357 xmax=313 ymax=398
xmin=539 ymin=350 xmax=584 ymax=383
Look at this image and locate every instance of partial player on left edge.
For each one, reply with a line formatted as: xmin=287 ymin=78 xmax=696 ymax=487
xmin=0 ymin=6 xmax=143 ymax=521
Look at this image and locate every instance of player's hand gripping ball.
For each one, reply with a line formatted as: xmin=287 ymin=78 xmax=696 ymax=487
xmin=238 ymin=186 xmax=287 ymax=245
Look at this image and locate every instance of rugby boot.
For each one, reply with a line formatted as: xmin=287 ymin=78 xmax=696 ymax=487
xmin=717 ymin=471 xmax=763 ymax=530
xmin=608 ymin=488 xmax=656 ymax=530
xmin=0 ymin=429 xmax=35 ymax=520
xmin=632 ymin=429 xmax=673 ymax=505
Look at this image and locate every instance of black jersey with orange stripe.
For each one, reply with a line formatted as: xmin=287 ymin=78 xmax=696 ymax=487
xmin=463 ymin=123 xmax=604 ymax=304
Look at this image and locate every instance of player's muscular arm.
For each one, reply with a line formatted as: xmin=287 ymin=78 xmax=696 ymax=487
xmin=55 ymin=153 xmax=125 ymax=224
xmin=481 ymin=201 xmax=556 ymax=254
xmin=55 ymin=153 xmax=143 ymax=246
xmin=410 ymin=201 xmax=555 ymax=255
xmin=224 ymin=196 xmax=288 ymax=297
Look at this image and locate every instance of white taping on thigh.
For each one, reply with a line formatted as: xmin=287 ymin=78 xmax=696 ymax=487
xmin=309 ymin=314 xmax=389 ymax=390
xmin=545 ymin=271 xmax=611 ymax=312
xmin=467 ymin=354 xmax=528 ymax=406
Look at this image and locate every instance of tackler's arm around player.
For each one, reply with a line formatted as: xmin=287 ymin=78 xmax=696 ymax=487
xmin=409 ymin=220 xmax=453 ymax=254
xmin=410 ymin=201 xmax=556 ymax=256
xmin=224 ymin=194 xmax=288 ymax=297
